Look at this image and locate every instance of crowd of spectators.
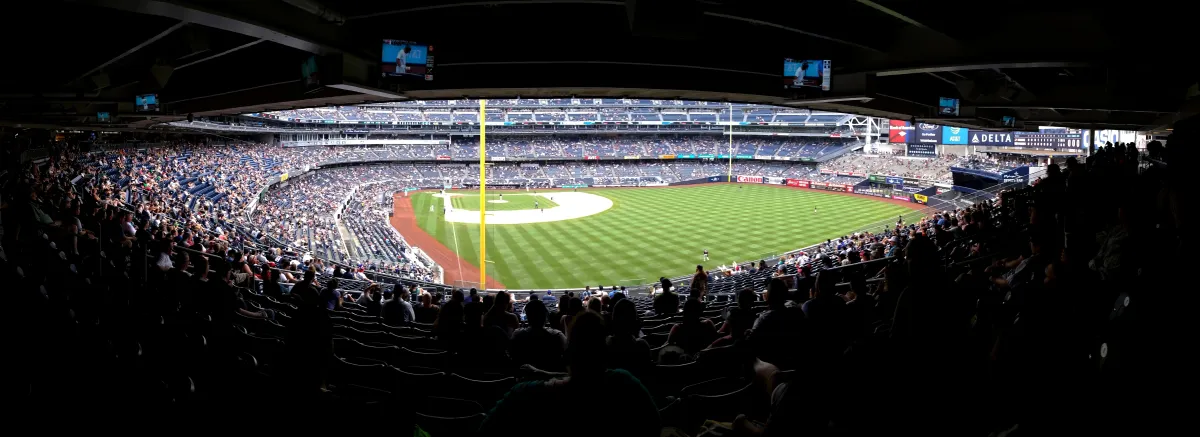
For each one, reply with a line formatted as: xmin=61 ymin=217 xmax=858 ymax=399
xmin=825 ymin=151 xmax=959 ymax=181
xmin=3 ymin=126 xmax=1184 ymax=436
xmin=255 ymin=103 xmax=850 ymax=124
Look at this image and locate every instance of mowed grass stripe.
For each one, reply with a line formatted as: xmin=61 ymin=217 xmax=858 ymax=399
xmin=501 ymin=221 xmax=585 ymax=288
xmin=408 ymin=185 xmax=915 ymax=289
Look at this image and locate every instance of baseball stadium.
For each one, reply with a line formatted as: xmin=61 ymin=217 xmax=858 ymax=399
xmin=3 ymin=1 xmax=1192 ymax=435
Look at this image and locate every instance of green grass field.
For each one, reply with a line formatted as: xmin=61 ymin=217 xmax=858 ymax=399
xmin=449 ymin=193 xmax=559 ymax=211
xmin=411 ymin=184 xmax=922 ymax=290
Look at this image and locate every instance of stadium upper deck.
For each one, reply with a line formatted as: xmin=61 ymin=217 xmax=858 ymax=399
xmin=244 ymin=100 xmax=854 ymax=125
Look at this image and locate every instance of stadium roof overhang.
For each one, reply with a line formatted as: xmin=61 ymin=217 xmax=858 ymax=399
xmin=2 ymin=0 xmax=1195 ymax=132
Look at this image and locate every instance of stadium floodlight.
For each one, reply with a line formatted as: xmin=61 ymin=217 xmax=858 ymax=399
xmin=327 ymin=82 xmax=409 ymax=99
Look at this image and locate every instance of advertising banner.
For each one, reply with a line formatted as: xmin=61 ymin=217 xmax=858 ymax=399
xmin=772 ymin=156 xmax=792 ymax=161
xmin=660 ymin=154 xmax=676 ymax=159
xmin=913 ymin=193 xmax=929 ymax=204
xmin=765 ymin=176 xmax=785 ymax=185
xmin=845 ymin=185 xmax=854 ymax=193
xmin=968 ymin=131 xmax=1015 ymax=146
xmin=708 ymin=176 xmax=723 ymax=182
xmin=942 ymin=126 xmax=968 ymax=145
xmin=678 ymin=154 xmax=697 ymax=159
xmin=520 ymin=163 xmax=540 ymax=168
xmin=736 ymin=175 xmax=764 ymax=183
xmin=735 ymin=154 xmax=755 ymax=159
xmin=436 ymin=155 xmax=451 ymax=161
xmin=623 ymin=155 xmax=641 ymax=159
xmin=892 ymin=195 xmax=910 ymax=201
xmin=829 ymin=132 xmax=842 ymax=138
xmin=696 ymin=154 xmax=713 ymax=159
xmin=915 ymin=123 xmax=942 ymax=144
xmin=785 ymin=179 xmax=809 ymax=188
xmin=584 ymin=155 xmax=600 ymax=160
xmin=280 ymin=172 xmax=289 ymax=182
xmin=492 ymin=156 xmax=507 ymax=161
xmin=907 ymin=143 xmax=937 ymax=158
xmin=810 ymin=181 xmax=828 ymax=188
xmin=1000 ymin=166 xmax=1030 ymax=185
xmin=889 ymin=120 xmax=913 ymax=143
xmin=755 ymin=155 xmax=774 ymax=160
xmin=848 ymin=172 xmax=866 ymax=177
xmin=885 ymin=176 xmax=904 ymax=185
xmin=819 ymin=168 xmax=833 ymax=174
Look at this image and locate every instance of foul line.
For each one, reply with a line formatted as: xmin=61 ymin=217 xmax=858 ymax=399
xmin=440 ymin=195 xmax=465 ymax=286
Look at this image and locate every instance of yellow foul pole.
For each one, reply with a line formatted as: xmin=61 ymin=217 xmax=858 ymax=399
xmin=479 ymin=100 xmax=487 ymax=290
xmin=727 ymin=102 xmax=734 ymax=181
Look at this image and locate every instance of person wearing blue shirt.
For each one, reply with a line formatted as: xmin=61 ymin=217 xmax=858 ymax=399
xmin=541 ymin=290 xmax=557 ymax=305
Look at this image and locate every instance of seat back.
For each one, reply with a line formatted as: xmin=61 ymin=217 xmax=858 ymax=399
xmin=415 ymin=412 xmax=485 ymax=437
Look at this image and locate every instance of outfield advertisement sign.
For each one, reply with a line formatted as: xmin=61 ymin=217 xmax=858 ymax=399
xmin=891 ymin=195 xmax=910 ymax=201
xmin=885 ymin=176 xmax=904 ymax=185
xmin=913 ymin=193 xmax=929 ymax=204
xmin=785 ymin=179 xmax=809 ymax=188
xmin=968 ymin=131 xmax=1015 ymax=146
xmin=697 ymin=154 xmax=714 ymax=159
xmin=623 ymin=155 xmax=641 ymax=159
xmin=660 ymin=154 xmax=676 ymax=159
xmin=678 ymin=154 xmax=697 ymax=158
xmin=942 ymin=126 xmax=968 ymax=145
xmin=819 ymin=168 xmax=833 ymax=174
xmin=436 ymin=155 xmax=451 ymax=160
xmin=736 ymin=175 xmax=764 ymax=183
xmin=765 ymin=176 xmax=785 ymax=185
xmin=584 ymin=155 xmax=600 ymax=160
xmin=735 ymin=154 xmax=754 ymax=159
xmin=915 ymin=123 xmax=942 ymax=143
xmin=755 ymin=155 xmax=774 ymax=160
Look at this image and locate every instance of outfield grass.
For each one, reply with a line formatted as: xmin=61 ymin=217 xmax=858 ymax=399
xmin=448 ymin=193 xmax=559 ymax=211
xmin=411 ymin=184 xmax=921 ymax=290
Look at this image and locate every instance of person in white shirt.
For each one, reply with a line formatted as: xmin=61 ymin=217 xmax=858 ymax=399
xmin=395 ymin=45 xmax=411 ymax=74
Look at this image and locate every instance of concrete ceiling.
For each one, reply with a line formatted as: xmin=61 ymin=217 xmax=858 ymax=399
xmin=1 ymin=0 xmax=1194 ymax=131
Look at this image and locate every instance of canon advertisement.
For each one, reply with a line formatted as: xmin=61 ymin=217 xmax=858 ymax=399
xmin=736 ymin=175 xmax=764 ymax=183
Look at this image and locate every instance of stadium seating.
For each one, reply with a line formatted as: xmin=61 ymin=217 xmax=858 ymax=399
xmin=8 ymin=132 xmax=1162 ymax=435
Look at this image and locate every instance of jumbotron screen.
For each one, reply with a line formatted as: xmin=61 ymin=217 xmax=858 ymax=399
xmin=135 ymin=94 xmax=159 ymax=112
xmin=783 ymin=59 xmax=831 ymax=91
xmin=381 ymin=39 xmax=434 ymax=81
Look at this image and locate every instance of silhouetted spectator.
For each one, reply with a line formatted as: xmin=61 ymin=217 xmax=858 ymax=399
xmin=667 ymin=298 xmax=718 ymax=355
xmin=509 ymin=299 xmax=566 ymax=372
xmin=381 ymin=284 xmax=414 ymax=325
xmin=479 ymin=311 xmax=659 ymax=437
